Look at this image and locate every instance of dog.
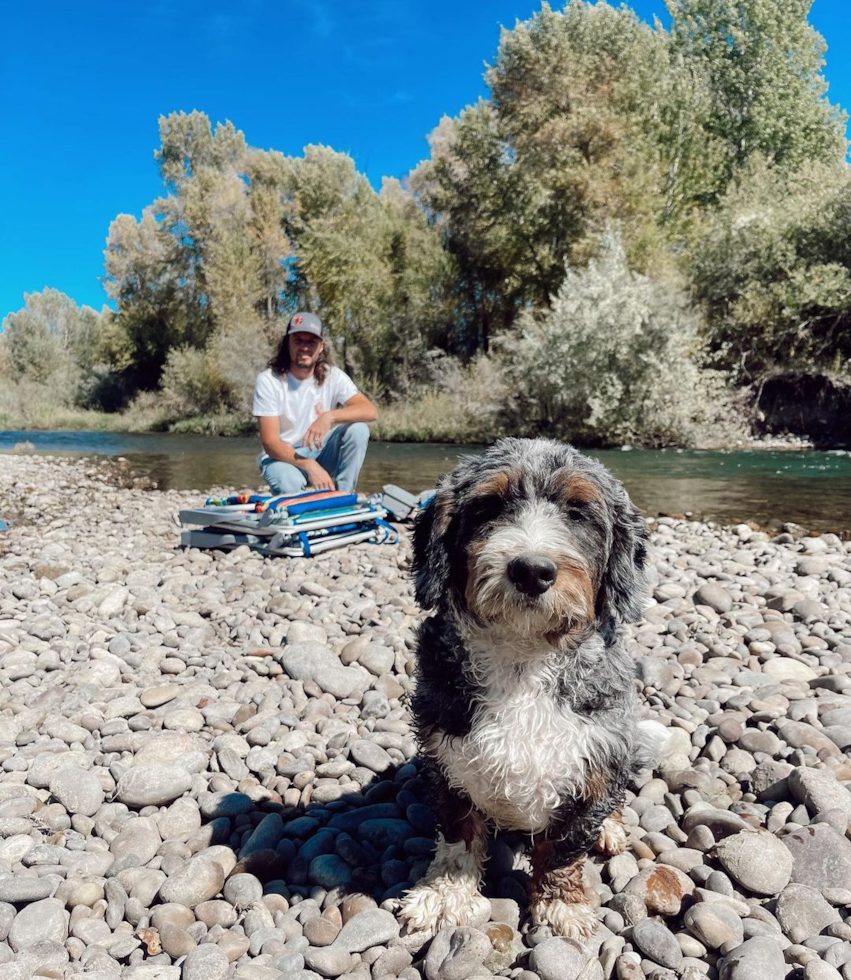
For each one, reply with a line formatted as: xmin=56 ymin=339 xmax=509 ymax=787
xmin=398 ymin=438 xmax=663 ymax=940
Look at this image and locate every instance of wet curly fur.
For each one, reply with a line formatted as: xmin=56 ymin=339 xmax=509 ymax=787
xmin=399 ymin=438 xmax=663 ymax=939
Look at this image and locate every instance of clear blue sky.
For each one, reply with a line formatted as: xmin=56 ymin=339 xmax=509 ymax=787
xmin=2 ymin=0 xmax=848 ymax=320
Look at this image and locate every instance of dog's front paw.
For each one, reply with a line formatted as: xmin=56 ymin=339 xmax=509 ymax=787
xmin=595 ymin=815 xmax=628 ymax=856
xmin=531 ymin=898 xmax=598 ymax=940
xmin=399 ymin=881 xmax=491 ymax=935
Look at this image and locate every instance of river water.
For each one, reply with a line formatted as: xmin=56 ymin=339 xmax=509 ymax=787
xmin=2 ymin=430 xmax=850 ymax=532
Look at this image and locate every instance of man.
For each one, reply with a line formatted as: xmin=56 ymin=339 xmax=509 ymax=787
xmin=253 ymin=312 xmax=378 ymax=494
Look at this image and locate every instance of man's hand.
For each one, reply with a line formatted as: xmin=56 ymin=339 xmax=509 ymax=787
xmin=299 ymin=459 xmax=335 ymax=491
xmin=302 ymin=413 xmax=333 ymax=451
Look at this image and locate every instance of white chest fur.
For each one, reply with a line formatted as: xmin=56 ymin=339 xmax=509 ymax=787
xmin=430 ymin=649 xmax=614 ymax=832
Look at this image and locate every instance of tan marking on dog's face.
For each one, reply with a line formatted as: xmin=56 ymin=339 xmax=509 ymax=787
xmin=470 ymin=468 xmax=519 ymax=501
xmin=552 ymin=470 xmax=603 ymax=506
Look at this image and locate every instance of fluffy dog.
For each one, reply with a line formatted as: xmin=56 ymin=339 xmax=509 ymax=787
xmin=398 ymin=438 xmax=662 ymax=940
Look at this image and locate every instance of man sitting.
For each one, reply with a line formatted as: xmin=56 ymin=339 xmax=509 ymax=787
xmin=253 ymin=312 xmax=378 ymax=493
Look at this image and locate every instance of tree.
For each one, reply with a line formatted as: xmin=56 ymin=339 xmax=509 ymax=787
xmin=668 ymin=0 xmax=847 ymax=186
xmin=1 ymin=288 xmax=102 ymax=388
xmin=691 ymin=158 xmax=851 ymax=378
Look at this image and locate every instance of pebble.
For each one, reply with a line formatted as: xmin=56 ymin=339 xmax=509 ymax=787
xmin=632 ymin=918 xmax=683 ymax=969
xmin=48 ymin=766 xmax=104 ymax=816
xmin=181 ymin=943 xmax=230 ymax=980
xmin=714 ymin=830 xmax=794 ymax=895
xmin=116 ymin=765 xmax=193 ymax=808
xmin=7 ymin=897 xmax=68 ymax=951
xmin=717 ymin=935 xmax=786 ymax=978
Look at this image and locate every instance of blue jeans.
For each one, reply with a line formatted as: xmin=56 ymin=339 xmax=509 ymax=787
xmin=260 ymin=422 xmax=370 ymax=494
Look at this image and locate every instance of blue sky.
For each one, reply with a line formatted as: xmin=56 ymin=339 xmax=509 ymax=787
xmin=2 ymin=0 xmax=849 ymax=319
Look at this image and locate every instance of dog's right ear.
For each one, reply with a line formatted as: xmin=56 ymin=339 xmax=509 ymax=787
xmin=411 ymin=485 xmax=455 ymax=610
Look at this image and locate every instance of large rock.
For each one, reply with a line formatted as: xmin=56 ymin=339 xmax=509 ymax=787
xmin=776 ymin=883 xmax=840 ymax=943
xmin=333 ymin=908 xmax=400 ymax=952
xmin=715 ymin=830 xmax=793 ymax=896
xmin=694 ymin=583 xmax=733 ymax=613
xmin=278 ymin=642 xmax=341 ymax=682
xmin=789 ymin=767 xmax=851 ymax=831
xmin=158 ymin=855 xmax=225 ymax=907
xmin=48 ymin=766 xmax=104 ymax=816
xmin=8 ymin=898 xmax=69 ymax=952
xmin=783 ymin=825 xmax=851 ymax=892
xmin=424 ymin=926 xmax=491 ymax=980
xmin=116 ymin=765 xmax=192 ymax=808
xmin=718 ymin=937 xmax=786 ymax=980
xmin=623 ymin=864 xmax=694 ymax=916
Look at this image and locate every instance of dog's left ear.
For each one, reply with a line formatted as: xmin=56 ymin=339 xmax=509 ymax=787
xmin=596 ymin=484 xmax=649 ymax=626
xmin=411 ymin=484 xmax=455 ymax=610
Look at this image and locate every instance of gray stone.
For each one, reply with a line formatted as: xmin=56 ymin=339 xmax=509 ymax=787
xmin=694 ymin=584 xmax=733 ymax=613
xmin=116 ymin=765 xmax=192 ymax=808
xmin=776 ymin=883 xmax=841 ymax=943
xmin=223 ymin=873 xmax=263 ymax=909
xmin=789 ymin=767 xmax=851 ymax=831
xmin=158 ymin=855 xmax=225 ymax=907
xmin=7 ymin=897 xmax=68 ymax=952
xmin=349 ymin=739 xmax=394 ymax=774
xmin=334 ymin=908 xmax=400 ymax=952
xmin=181 ymin=943 xmax=230 ymax=980
xmin=529 ymin=936 xmax=595 ymax=980
xmin=302 ymin=944 xmax=353 ymax=977
xmin=718 ymin=936 xmax=787 ymax=979
xmin=313 ymin=666 xmax=365 ymax=699
xmin=424 ymin=925 xmax=491 ymax=980
xmin=278 ymin=642 xmax=340 ymax=682
xmin=358 ymin=643 xmax=395 ymax=676
xmin=48 ymin=766 xmax=104 ymax=816
xmin=783 ymin=825 xmax=851 ymax=893
xmin=0 ymin=876 xmax=53 ymax=903
xmin=632 ymin=918 xmax=683 ymax=969
xmin=715 ymin=830 xmax=793 ymax=896
xmin=684 ymin=903 xmax=744 ymax=950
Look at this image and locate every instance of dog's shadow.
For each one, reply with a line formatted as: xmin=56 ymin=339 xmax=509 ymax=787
xmin=201 ymin=761 xmax=533 ymax=916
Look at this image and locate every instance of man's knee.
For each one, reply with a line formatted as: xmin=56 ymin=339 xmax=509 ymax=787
xmin=342 ymin=421 xmax=370 ymax=447
xmin=262 ymin=461 xmax=306 ymax=495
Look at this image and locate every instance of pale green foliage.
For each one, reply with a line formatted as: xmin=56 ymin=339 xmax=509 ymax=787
xmin=375 ymin=354 xmax=507 ymax=443
xmin=503 ymin=229 xmax=739 ymax=446
xmin=692 ymin=158 xmax=851 ymax=377
xmin=668 ymin=0 xmax=847 ymax=183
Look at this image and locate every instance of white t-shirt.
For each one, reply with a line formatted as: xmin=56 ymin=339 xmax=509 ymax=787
xmin=252 ymin=366 xmax=359 ymax=463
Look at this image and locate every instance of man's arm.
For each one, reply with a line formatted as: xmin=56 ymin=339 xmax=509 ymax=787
xmin=257 ymin=417 xmax=335 ymax=489
xmin=302 ymin=393 xmax=378 ymax=450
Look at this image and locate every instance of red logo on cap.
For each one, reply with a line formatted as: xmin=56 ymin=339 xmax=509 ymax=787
xmin=292 ymin=315 xmax=303 ymax=326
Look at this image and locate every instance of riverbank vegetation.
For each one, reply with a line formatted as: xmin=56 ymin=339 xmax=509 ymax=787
xmin=2 ymin=0 xmax=849 ymax=447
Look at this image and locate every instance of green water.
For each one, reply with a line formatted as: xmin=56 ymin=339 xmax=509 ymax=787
xmin=2 ymin=430 xmax=850 ymax=532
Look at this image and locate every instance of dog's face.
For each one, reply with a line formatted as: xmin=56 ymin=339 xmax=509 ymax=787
xmin=413 ymin=439 xmax=648 ymax=641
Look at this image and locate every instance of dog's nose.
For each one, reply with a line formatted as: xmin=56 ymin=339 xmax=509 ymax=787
xmin=507 ymin=555 xmax=558 ymax=596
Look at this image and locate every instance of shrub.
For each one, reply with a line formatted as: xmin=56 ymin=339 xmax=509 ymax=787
xmin=501 ymin=228 xmax=741 ymax=447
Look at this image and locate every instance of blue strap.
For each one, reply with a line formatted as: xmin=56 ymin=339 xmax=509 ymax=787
xmin=373 ymin=518 xmax=399 ymax=545
xmin=298 ymin=532 xmax=312 ymax=557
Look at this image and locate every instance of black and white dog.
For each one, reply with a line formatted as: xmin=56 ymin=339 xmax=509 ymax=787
xmin=399 ymin=438 xmax=663 ymax=940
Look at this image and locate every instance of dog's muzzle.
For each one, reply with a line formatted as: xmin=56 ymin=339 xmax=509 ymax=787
xmin=507 ymin=554 xmax=558 ymax=597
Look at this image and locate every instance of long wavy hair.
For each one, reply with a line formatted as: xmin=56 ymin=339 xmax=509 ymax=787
xmin=268 ymin=331 xmax=335 ymax=385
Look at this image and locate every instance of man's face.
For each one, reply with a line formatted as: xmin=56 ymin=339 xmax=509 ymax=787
xmin=288 ymin=331 xmax=324 ymax=370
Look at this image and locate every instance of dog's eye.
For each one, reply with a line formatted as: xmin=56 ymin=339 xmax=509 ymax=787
xmin=468 ymin=494 xmax=504 ymax=525
xmin=566 ymin=506 xmax=586 ymax=522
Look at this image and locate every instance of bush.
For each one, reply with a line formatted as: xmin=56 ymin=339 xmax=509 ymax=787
xmin=159 ymin=345 xmax=236 ymax=417
xmin=374 ymin=353 xmax=506 ymax=443
xmin=501 ymin=228 xmax=741 ymax=447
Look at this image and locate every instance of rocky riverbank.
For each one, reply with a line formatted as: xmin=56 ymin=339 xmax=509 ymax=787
xmin=1 ymin=453 xmax=851 ymax=980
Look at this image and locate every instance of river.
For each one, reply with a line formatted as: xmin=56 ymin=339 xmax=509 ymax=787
xmin=1 ymin=430 xmax=850 ymax=532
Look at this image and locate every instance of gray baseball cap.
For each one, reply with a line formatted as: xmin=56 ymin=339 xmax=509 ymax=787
xmin=286 ymin=311 xmax=323 ymax=338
